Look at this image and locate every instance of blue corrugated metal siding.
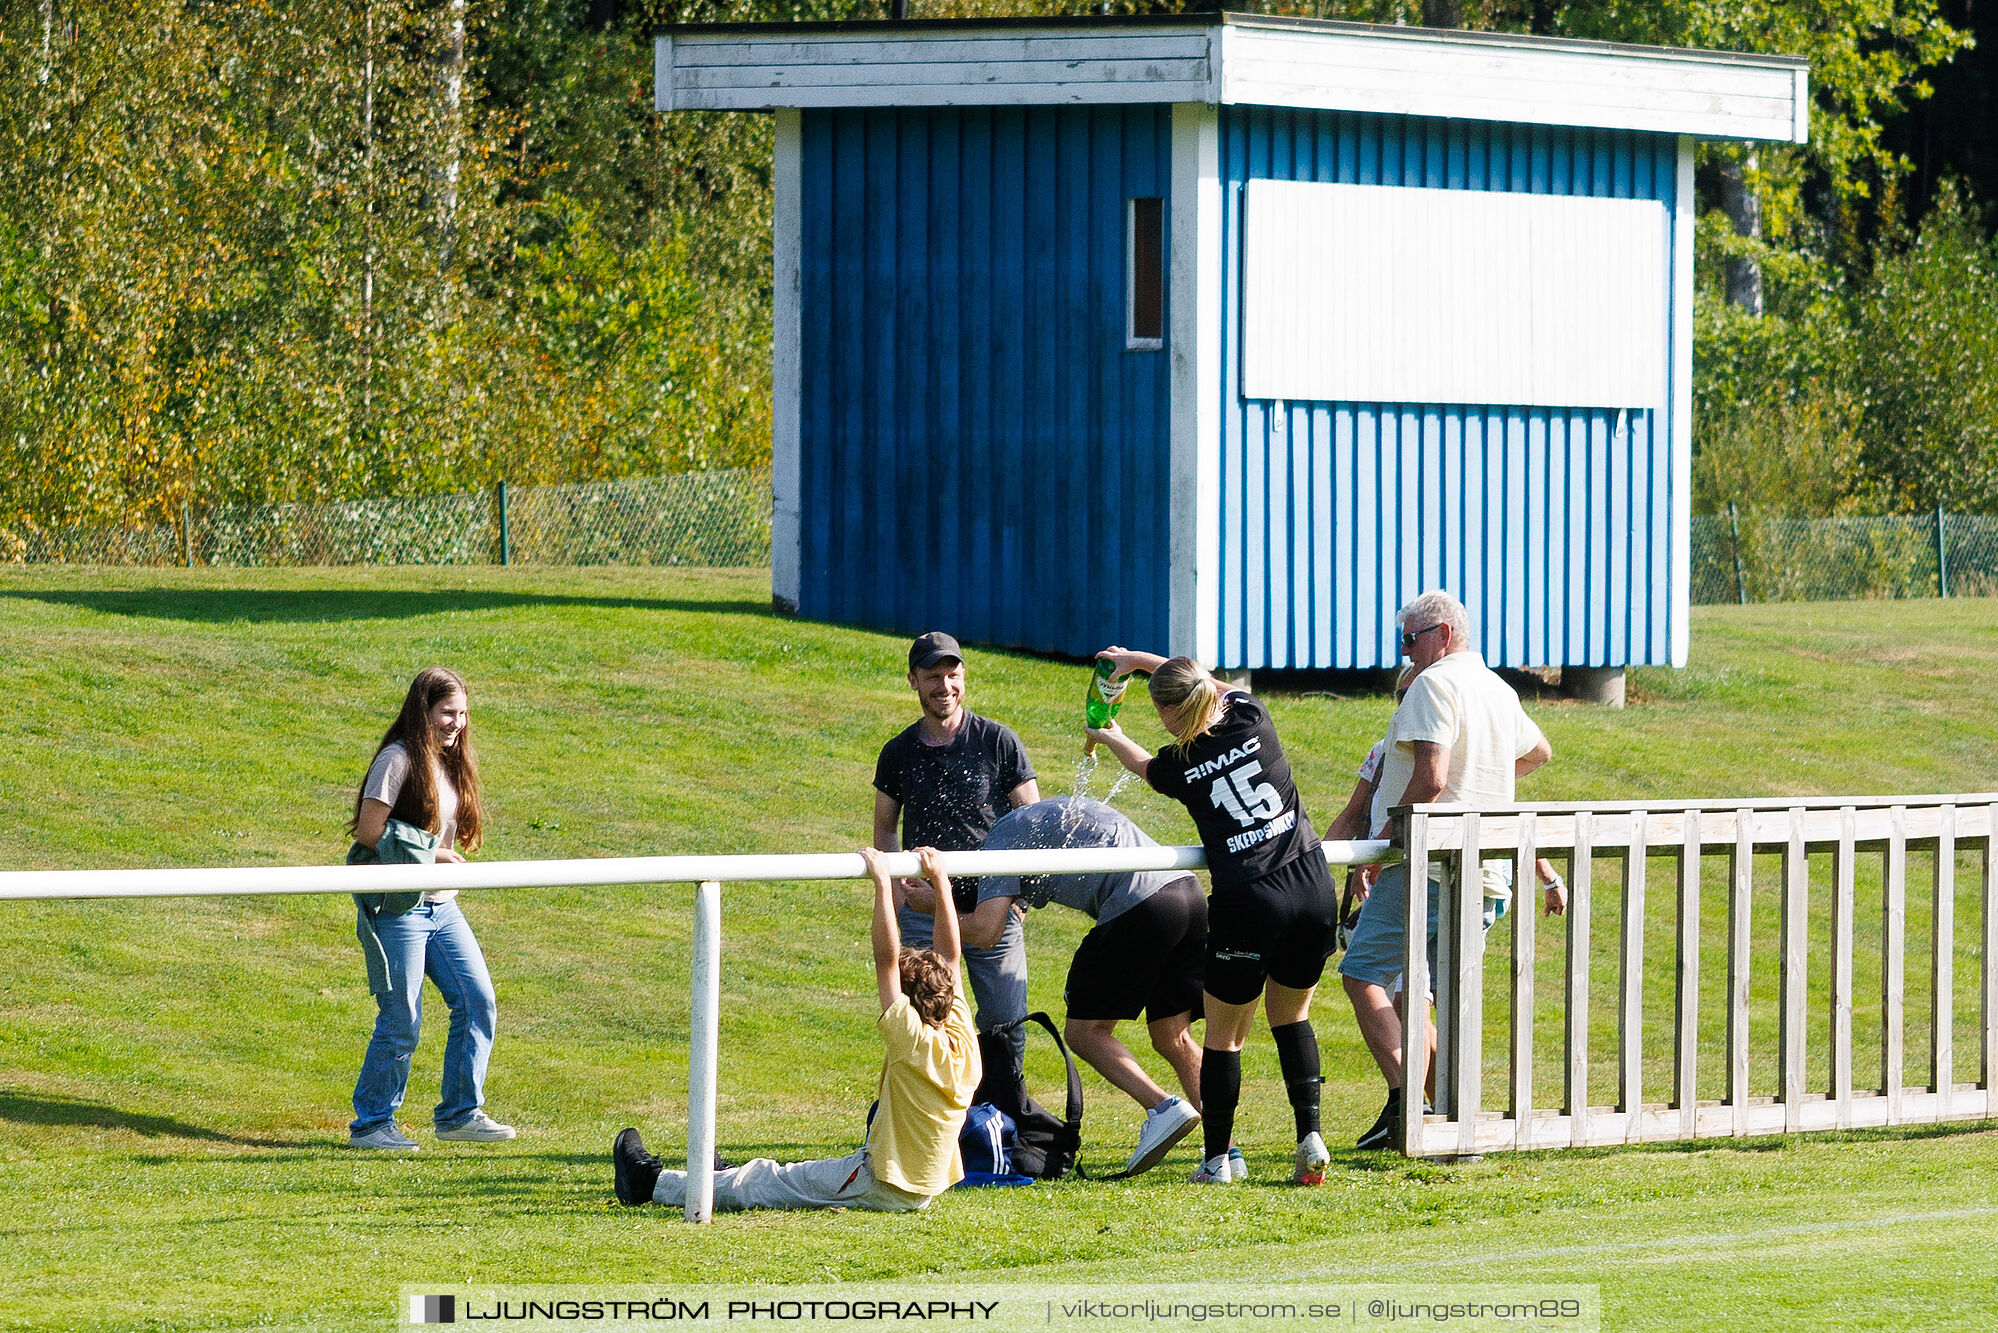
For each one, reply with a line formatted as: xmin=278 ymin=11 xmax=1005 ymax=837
xmin=1217 ymin=107 xmax=1682 ymax=671
xmin=798 ymin=106 xmax=1173 ymax=658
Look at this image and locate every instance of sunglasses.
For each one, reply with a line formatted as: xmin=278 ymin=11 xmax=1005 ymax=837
xmin=1400 ymin=622 xmax=1446 ymax=653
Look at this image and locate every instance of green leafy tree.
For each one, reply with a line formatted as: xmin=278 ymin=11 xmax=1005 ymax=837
xmin=0 ymin=0 xmax=1988 ymax=536
xmin=1852 ymin=186 xmax=1998 ymax=510
xmin=0 ymin=0 xmax=801 ymax=533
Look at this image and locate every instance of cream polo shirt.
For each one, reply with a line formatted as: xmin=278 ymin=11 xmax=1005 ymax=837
xmin=1371 ymin=651 xmax=1545 ymax=899
xmin=867 ymin=987 xmax=980 ymax=1198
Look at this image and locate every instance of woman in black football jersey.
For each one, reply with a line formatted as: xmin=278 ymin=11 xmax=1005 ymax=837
xmin=1086 ymin=650 xmax=1337 ymax=1187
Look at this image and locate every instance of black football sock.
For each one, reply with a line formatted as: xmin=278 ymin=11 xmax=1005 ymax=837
xmin=1200 ymin=1048 xmax=1242 ymax=1164
xmin=1272 ymin=1020 xmax=1323 ymax=1139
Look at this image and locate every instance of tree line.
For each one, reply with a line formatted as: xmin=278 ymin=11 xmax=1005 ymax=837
xmin=2 ymin=0 xmax=1994 ymax=537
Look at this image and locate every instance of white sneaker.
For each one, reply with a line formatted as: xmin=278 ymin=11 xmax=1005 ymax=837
xmin=436 ymin=1110 xmax=516 ymax=1142
xmin=1293 ymin=1130 xmax=1330 ymax=1186
xmin=1119 ymin=1097 xmax=1201 ymax=1178
xmin=1189 ymin=1153 xmax=1237 ymax=1184
xmin=1227 ymin=1145 xmax=1248 ymax=1180
xmin=349 ymin=1123 xmax=420 ymax=1151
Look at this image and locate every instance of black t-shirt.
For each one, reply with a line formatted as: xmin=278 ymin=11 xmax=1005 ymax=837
xmin=1145 ymin=693 xmax=1320 ymax=891
xmin=874 ymin=712 xmax=1037 ymax=907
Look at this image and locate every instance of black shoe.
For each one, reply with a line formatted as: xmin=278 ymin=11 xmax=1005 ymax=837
xmin=613 ymin=1128 xmax=662 ymax=1205
xmin=1355 ymin=1091 xmax=1403 ymax=1151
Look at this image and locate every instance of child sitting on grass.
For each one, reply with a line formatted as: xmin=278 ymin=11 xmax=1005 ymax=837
xmin=613 ymin=845 xmax=981 ymax=1212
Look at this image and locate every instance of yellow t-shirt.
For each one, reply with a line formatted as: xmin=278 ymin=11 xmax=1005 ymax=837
xmin=867 ymin=987 xmax=981 ymax=1197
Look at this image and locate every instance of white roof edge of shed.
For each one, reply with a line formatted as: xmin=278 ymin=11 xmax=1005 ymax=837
xmin=655 ymin=15 xmax=1808 ymax=144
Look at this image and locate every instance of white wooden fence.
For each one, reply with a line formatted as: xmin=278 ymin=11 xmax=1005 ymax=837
xmin=1399 ymin=796 xmax=1996 ymax=1157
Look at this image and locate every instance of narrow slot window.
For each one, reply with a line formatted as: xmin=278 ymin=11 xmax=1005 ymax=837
xmin=1127 ymin=196 xmax=1164 ymax=350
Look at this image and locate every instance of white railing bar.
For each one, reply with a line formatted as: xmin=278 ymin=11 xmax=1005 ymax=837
xmin=1618 ymin=810 xmax=1648 ymax=1115
xmin=1398 ymin=811 xmax=1431 ymax=1158
xmin=1508 ymin=810 xmax=1538 ymax=1144
xmin=1933 ymin=805 xmax=1956 ymax=1118
xmin=0 ymin=840 xmax=1397 ymax=903
xmin=1407 ymin=805 xmax=1992 ymax=854
xmin=1780 ymin=807 xmax=1808 ymax=1134
xmin=1432 ymin=827 xmax=1456 ymax=1121
xmin=1884 ymin=808 xmax=1908 ymax=1119
xmin=686 ymin=880 xmax=722 ymax=1225
xmin=1402 ymin=794 xmax=1998 ymax=816
xmin=1565 ymin=813 xmax=1593 ymax=1146
xmin=1984 ymin=802 xmax=1998 ymax=1092
xmin=1832 ymin=807 xmax=1857 ymax=1130
xmin=1672 ymin=809 xmax=1701 ymax=1136
xmin=1453 ymin=811 xmax=1482 ymax=1157
xmin=1728 ymin=817 xmax=1753 ymax=1137
xmin=1 ymin=836 xmax=1392 ymax=1224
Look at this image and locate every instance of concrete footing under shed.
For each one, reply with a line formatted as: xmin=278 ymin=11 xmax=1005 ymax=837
xmin=1562 ymin=666 xmax=1626 ymax=708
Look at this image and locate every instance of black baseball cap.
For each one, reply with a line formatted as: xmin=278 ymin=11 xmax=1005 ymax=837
xmin=908 ymin=631 xmax=964 ymax=671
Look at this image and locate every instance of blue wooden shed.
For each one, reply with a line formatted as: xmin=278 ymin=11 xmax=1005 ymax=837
xmin=656 ymin=15 xmax=1807 ymax=677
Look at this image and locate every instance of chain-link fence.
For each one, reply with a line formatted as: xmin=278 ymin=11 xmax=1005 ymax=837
xmin=0 ymin=468 xmax=773 ymax=569
xmin=8 ymin=474 xmax=1993 ymax=602
xmin=504 ymin=469 xmax=770 ymax=566
xmin=1691 ymin=509 xmax=1998 ymax=603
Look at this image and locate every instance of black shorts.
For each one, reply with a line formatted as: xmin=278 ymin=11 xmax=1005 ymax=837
xmin=1063 ymin=876 xmax=1206 ymax=1022
xmin=1204 ymin=849 xmax=1339 ymax=1006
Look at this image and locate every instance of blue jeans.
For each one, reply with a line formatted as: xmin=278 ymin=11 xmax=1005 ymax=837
xmin=898 ymin=900 xmax=1027 ymax=1063
xmin=350 ymin=899 xmax=497 ymax=1133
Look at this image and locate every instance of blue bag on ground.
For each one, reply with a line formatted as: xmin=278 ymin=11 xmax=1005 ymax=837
xmin=955 ymin=1103 xmax=1033 ymax=1187
xmin=973 ymin=1012 xmax=1086 ymax=1179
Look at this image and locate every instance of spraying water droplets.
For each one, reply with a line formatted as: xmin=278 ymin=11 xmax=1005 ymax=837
xmin=1062 ymin=747 xmax=1136 ymax=843
xmin=1061 ymin=754 xmax=1100 ymax=841
xmin=1071 ymin=751 xmax=1100 ymax=795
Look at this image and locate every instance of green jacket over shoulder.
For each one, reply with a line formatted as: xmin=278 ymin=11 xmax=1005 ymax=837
xmin=349 ymin=819 xmax=440 ymax=996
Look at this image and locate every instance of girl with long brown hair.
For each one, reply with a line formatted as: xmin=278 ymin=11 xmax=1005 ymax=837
xmin=1085 ymin=649 xmax=1337 ymax=1188
xmin=345 ymin=667 xmax=513 ymax=1150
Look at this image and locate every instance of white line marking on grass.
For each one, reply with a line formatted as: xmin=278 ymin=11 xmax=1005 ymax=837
xmin=1296 ymin=1206 xmax=1998 ymax=1278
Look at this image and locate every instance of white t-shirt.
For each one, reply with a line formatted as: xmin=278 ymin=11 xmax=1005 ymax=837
xmin=1357 ymin=739 xmax=1387 ymax=786
xmin=363 ymin=741 xmax=460 ymax=903
xmin=1371 ymin=651 xmax=1546 ymax=899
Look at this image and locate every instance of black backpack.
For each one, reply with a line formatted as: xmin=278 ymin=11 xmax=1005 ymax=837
xmin=972 ymin=1013 xmax=1084 ymax=1180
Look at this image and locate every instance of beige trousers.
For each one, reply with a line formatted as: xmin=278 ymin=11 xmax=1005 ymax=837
xmin=651 ymin=1148 xmax=931 ymax=1213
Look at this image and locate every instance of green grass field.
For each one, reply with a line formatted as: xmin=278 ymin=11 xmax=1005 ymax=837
xmin=0 ymin=567 xmax=1994 ymax=1332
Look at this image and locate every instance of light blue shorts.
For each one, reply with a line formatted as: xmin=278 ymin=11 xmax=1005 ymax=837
xmin=1337 ymin=862 xmax=1508 ymax=994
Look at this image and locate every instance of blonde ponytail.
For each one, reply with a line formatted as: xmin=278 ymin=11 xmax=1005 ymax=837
xmin=1149 ymin=656 xmax=1226 ymax=745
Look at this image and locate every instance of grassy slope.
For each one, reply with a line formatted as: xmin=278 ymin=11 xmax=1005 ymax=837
xmin=0 ymin=567 xmax=1993 ymax=1332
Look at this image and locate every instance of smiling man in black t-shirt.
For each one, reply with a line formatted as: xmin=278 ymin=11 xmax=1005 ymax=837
xmin=873 ymin=632 xmax=1040 ymax=1059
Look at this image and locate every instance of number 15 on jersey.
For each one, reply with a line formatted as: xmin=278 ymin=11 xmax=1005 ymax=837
xmin=1209 ymin=761 xmax=1283 ymax=827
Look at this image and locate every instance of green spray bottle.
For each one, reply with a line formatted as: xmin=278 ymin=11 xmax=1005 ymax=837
xmin=1082 ymin=656 xmax=1129 ymax=755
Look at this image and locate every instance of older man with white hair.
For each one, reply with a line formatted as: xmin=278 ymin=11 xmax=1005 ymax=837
xmin=1339 ymin=590 xmax=1552 ymax=1151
